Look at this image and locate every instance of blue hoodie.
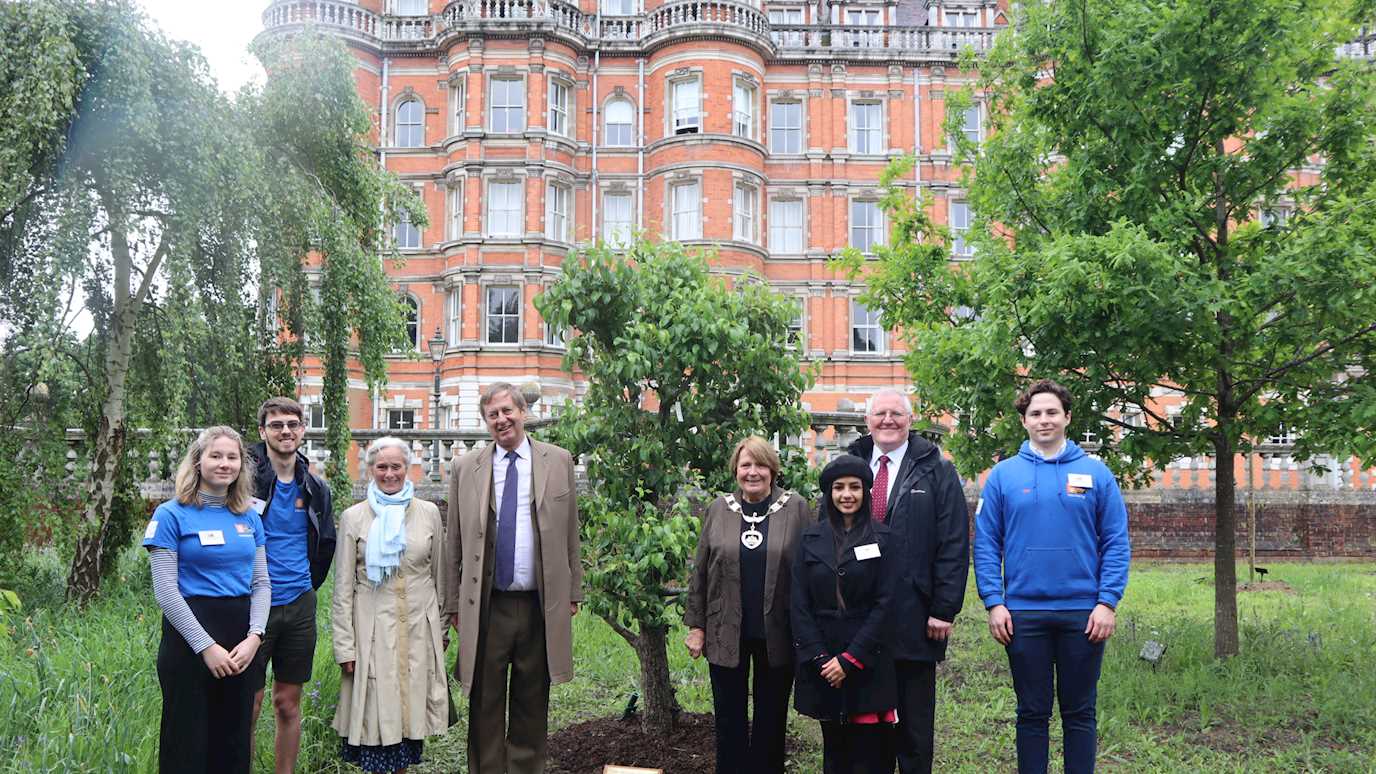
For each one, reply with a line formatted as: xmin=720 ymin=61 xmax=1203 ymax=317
xmin=974 ymin=439 xmax=1130 ymax=611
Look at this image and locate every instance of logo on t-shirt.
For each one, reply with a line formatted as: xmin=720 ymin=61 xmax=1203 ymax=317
xmin=234 ymin=522 xmax=255 ymax=537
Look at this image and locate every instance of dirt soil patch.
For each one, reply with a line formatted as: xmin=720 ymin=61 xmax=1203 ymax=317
xmin=1239 ymin=580 xmax=1295 ymax=593
xmin=547 ymin=712 xmax=802 ymax=773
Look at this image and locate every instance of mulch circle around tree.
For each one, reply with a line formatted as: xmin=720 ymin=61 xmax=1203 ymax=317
xmin=548 ymin=712 xmax=803 ymax=773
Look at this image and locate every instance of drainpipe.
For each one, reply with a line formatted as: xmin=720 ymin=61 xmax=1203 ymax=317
xmin=913 ymin=68 xmax=921 ymax=186
xmin=637 ymin=57 xmax=645 ymax=230
xmin=380 ymin=56 xmax=391 ymax=166
xmin=592 ymin=41 xmax=601 ymax=239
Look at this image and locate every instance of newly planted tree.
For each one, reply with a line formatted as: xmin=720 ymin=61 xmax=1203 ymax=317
xmin=536 ymin=240 xmax=814 ymax=730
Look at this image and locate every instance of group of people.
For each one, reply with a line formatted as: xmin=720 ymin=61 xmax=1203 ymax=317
xmin=143 ymin=377 xmax=1130 ymax=774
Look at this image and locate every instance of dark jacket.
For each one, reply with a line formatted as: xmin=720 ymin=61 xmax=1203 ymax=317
xmin=683 ymin=487 xmax=811 ymax=669
xmin=250 ymin=441 xmax=336 ymax=591
xmin=791 ymin=517 xmax=897 ymax=721
xmin=847 ymin=431 xmax=970 ymax=662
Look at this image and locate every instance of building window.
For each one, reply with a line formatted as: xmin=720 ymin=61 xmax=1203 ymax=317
xmin=446 ymin=287 xmax=461 ymax=345
xmin=603 ymin=191 xmax=633 ymax=248
xmin=485 ymin=286 xmax=521 ymax=344
xmin=489 ymin=77 xmax=525 ymax=134
xmin=548 ymin=79 xmax=571 ymax=138
xmin=770 ymin=101 xmax=802 ymax=154
xmin=850 ymin=101 xmax=882 ymax=154
xmin=948 ymin=10 xmax=978 ymax=26
xmin=670 ymin=180 xmax=701 ymax=240
xmin=487 ymin=180 xmax=523 ymax=237
xmin=393 ymin=207 xmax=421 ymax=249
xmin=960 ymin=104 xmax=981 ymax=145
xmin=769 ymin=198 xmax=804 ymax=253
xmin=733 ymin=183 xmax=758 ymax=243
xmin=387 ymin=409 xmax=416 ymax=430
xmin=769 ymin=8 xmax=804 ymax=45
xmin=671 ymin=77 xmax=701 ymax=135
xmin=546 ymin=182 xmax=571 ymax=242
xmin=1259 ymin=206 xmax=1291 ymax=228
xmin=950 ymin=200 xmax=973 ymax=256
xmin=844 ymin=8 xmax=882 ymax=47
xmin=733 ymin=80 xmax=756 ymax=140
xmin=851 ymin=300 xmax=885 ymax=354
xmin=304 ymin=402 xmax=326 ymax=456
xmin=545 ymin=318 xmax=566 ymax=348
xmin=786 ymin=296 xmax=805 ymax=349
xmin=446 ymin=184 xmax=462 ymax=240
xmin=602 ymin=0 xmax=635 ymax=13
xmin=850 ymin=200 xmax=883 ymax=252
xmin=395 ymin=99 xmax=423 ymax=147
xmin=402 ymin=296 xmax=420 ymax=349
xmin=604 ymin=98 xmax=634 ymax=146
xmin=449 ymin=81 xmax=465 ymax=135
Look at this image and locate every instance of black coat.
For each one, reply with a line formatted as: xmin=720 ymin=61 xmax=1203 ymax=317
xmin=847 ymin=432 xmax=970 ymax=662
xmin=250 ymin=441 xmax=336 ymax=590
xmin=790 ymin=518 xmax=897 ymax=722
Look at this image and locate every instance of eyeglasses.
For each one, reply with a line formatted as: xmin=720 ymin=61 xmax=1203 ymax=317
xmin=265 ymin=421 xmax=303 ymax=432
xmin=869 ymin=411 xmax=908 ymax=420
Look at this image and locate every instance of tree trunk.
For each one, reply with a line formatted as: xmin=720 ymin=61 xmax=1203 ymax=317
xmin=1212 ymin=433 xmax=1240 ymax=658
xmin=633 ymin=623 xmax=678 ymax=733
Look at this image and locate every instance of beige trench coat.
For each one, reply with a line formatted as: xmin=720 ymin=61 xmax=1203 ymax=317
xmin=443 ymin=438 xmax=584 ymax=695
xmin=331 ymin=498 xmax=449 ymax=746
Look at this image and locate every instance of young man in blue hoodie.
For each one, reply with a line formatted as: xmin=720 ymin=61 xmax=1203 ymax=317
xmin=974 ymin=379 xmax=1130 ymax=774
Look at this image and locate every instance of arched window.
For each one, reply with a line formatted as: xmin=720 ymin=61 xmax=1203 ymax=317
xmin=395 ymin=99 xmax=423 ymax=147
xmin=604 ymin=99 xmax=634 ymax=146
xmin=402 ymin=295 xmax=419 ymax=349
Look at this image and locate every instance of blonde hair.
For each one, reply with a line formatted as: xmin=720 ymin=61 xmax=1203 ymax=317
xmin=729 ymin=435 xmax=780 ymax=489
xmin=174 ymin=426 xmax=254 ymax=513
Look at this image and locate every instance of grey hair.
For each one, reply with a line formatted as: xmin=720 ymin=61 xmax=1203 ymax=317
xmin=865 ymin=388 xmax=914 ymax=416
xmin=480 ymin=382 xmax=528 ymax=412
xmin=366 ymin=436 xmax=413 ymax=467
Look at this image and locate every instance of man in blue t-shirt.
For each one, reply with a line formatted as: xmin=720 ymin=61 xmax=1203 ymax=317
xmin=974 ymin=379 xmax=1130 ymax=774
xmin=248 ymin=397 xmax=335 ymax=773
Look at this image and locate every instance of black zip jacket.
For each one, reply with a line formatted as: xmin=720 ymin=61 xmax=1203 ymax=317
xmin=249 ymin=441 xmax=336 ymax=591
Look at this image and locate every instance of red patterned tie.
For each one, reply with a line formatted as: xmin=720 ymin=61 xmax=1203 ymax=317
xmin=872 ymin=455 xmax=890 ymax=522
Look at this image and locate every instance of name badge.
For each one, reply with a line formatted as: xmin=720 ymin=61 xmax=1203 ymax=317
xmin=248 ymin=497 xmax=267 ymax=515
xmin=854 ymin=543 xmax=881 ymax=561
xmin=1067 ymin=473 xmax=1094 ymax=489
xmin=198 ymin=530 xmax=226 ymax=546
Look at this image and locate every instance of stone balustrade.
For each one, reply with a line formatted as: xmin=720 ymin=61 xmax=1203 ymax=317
xmin=643 ymin=0 xmax=770 ymax=40
xmin=768 ymin=24 xmax=997 ymax=54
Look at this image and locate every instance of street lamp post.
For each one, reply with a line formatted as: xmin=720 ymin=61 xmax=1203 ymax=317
xmin=427 ymin=327 xmax=445 ymax=479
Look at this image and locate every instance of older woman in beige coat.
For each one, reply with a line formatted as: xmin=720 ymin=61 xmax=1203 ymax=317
xmin=333 ymin=437 xmax=448 ymax=773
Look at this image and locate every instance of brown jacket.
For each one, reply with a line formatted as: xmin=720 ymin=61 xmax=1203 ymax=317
xmin=683 ymin=487 xmax=811 ymax=669
xmin=443 ymin=438 xmax=584 ymax=695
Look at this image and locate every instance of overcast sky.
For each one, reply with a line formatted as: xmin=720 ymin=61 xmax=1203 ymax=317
xmin=136 ymin=1 xmax=266 ymax=94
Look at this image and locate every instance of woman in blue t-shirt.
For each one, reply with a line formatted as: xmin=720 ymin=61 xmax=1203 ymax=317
xmin=143 ymin=426 xmax=270 ymax=774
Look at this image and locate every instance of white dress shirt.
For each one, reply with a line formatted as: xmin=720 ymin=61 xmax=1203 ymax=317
xmin=492 ymin=436 xmax=536 ymax=591
xmin=869 ymin=439 xmax=908 ymax=505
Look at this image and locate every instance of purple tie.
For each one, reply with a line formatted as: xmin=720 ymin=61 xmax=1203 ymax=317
xmin=495 ymin=450 xmax=519 ymax=590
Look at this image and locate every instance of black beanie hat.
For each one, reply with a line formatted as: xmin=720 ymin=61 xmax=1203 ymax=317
xmin=820 ymin=454 xmax=874 ymax=492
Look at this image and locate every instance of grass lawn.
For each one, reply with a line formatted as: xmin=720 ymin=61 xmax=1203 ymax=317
xmin=1 ymin=551 xmax=1373 ymax=772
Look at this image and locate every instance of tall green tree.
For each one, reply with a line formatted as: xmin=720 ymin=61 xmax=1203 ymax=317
xmin=849 ymin=0 xmax=1376 ymax=657
xmin=536 ymin=240 xmax=814 ymax=731
xmin=0 ymin=0 xmax=418 ymax=601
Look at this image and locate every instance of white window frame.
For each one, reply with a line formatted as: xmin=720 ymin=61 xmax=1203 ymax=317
xmin=446 ymin=287 xmax=462 ymax=345
xmin=485 ymin=285 xmax=522 ymax=345
xmin=769 ymin=197 xmax=805 ymax=254
xmin=393 ymin=206 xmax=421 ymax=250
xmin=786 ymin=295 xmax=806 ymax=349
xmin=733 ymin=182 xmax=758 ymax=243
xmin=604 ymin=98 xmax=635 ymax=146
xmin=449 ymin=80 xmax=465 ymax=135
xmin=850 ymin=199 xmax=883 ymax=253
xmin=401 ymin=295 xmax=420 ymax=350
xmin=769 ymin=8 xmax=805 ymax=45
xmin=733 ymin=79 xmax=756 ymax=140
xmin=960 ymin=103 xmax=982 ymax=145
xmin=670 ymin=76 xmax=702 ymax=135
xmin=486 ymin=180 xmax=524 ymax=238
xmin=1259 ymin=205 xmax=1291 ymax=228
xmin=446 ymin=183 xmax=463 ymax=241
xmin=849 ymin=100 xmax=882 ymax=154
xmin=545 ymin=181 xmax=571 ymax=243
xmin=770 ymin=100 xmax=803 ymax=154
xmin=489 ymin=76 xmax=526 ymax=134
xmin=950 ymin=200 xmax=973 ymax=257
xmin=844 ymin=8 xmax=882 ymax=47
xmin=547 ymin=78 xmax=572 ymax=138
xmin=394 ymin=0 xmax=428 ymax=15
xmin=386 ymin=408 xmax=417 ymax=430
xmin=395 ymin=98 xmax=424 ymax=147
xmin=603 ymin=190 xmax=634 ymax=248
xmin=601 ymin=0 xmax=636 ymax=14
xmin=670 ymin=180 xmax=702 ymax=240
xmin=850 ymin=300 xmax=886 ymax=354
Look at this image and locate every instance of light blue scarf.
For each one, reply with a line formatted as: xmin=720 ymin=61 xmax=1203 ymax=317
xmin=365 ymin=479 xmax=414 ymax=585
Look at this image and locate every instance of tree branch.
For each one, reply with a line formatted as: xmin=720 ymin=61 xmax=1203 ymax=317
xmin=1235 ymin=320 xmax=1376 ymax=405
xmin=602 ymin=614 xmax=638 ymax=648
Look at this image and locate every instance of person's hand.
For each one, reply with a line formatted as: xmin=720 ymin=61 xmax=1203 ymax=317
xmin=341 ymin=661 xmax=355 ymax=674
xmin=226 ymin=634 xmax=261 ymax=674
xmin=927 ymin=616 xmax=953 ymax=641
xmin=1085 ymin=603 xmax=1117 ymax=643
xmin=988 ymin=604 xmax=1013 ymax=646
xmin=684 ymin=628 xmax=705 ymax=659
xmin=450 ymin=612 xmax=460 ymax=632
xmin=201 ymin=644 xmax=236 ymax=678
xmin=820 ymin=657 xmax=846 ymax=688
xmin=570 ymin=602 xmax=579 ymax=617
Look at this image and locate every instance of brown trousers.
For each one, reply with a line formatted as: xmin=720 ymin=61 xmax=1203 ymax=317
xmin=468 ymin=589 xmax=550 ymax=773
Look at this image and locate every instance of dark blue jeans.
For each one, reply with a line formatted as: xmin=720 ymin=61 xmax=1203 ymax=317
xmin=1005 ymin=610 xmax=1105 ymax=774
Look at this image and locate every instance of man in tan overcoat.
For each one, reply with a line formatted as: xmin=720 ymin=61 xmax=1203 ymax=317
xmin=445 ymin=382 xmax=583 ymax=774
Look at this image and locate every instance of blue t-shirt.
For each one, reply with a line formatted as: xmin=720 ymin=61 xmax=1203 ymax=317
xmin=261 ymin=479 xmax=313 ymax=606
xmin=143 ymin=499 xmax=265 ymax=598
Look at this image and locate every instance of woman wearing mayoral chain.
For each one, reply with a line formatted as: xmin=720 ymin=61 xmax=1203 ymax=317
xmin=684 ymin=436 xmax=811 ymax=774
